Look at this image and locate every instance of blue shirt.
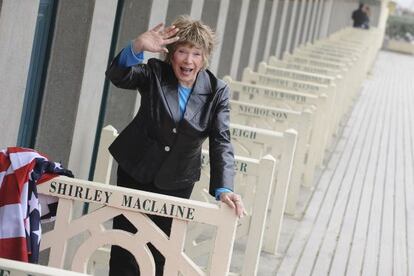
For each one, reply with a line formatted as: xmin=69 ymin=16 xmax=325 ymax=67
xmin=178 ymin=85 xmax=191 ymax=120
xmin=117 ymin=42 xmax=232 ymax=200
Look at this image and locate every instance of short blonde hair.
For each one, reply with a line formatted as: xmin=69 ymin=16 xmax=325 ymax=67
xmin=165 ymin=15 xmax=216 ymax=69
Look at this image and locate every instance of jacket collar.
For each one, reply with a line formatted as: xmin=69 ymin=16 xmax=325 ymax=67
xmin=162 ymin=69 xmax=212 ymax=124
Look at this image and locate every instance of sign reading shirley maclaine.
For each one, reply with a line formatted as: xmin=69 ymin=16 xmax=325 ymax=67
xmin=37 ymin=177 xmax=215 ymax=222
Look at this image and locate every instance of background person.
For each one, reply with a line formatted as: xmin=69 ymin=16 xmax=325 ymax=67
xmin=352 ymin=3 xmax=370 ymax=29
xmin=105 ymin=15 xmax=245 ymax=276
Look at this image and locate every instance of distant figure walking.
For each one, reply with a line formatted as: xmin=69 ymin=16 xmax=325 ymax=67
xmin=352 ymin=3 xmax=370 ymax=29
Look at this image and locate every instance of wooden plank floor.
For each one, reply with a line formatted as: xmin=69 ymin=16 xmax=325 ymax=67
xmin=266 ymin=51 xmax=414 ymax=276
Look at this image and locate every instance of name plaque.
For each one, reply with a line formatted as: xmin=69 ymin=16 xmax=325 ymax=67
xmin=235 ymin=104 xmax=289 ymax=120
xmin=239 ymin=83 xmax=309 ymax=103
xmin=37 ymin=177 xmax=218 ymax=222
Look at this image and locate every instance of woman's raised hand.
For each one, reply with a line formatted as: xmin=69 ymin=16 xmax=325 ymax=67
xmin=132 ymin=23 xmax=180 ymax=54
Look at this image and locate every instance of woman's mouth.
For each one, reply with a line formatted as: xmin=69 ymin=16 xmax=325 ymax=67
xmin=180 ymin=67 xmax=193 ymax=76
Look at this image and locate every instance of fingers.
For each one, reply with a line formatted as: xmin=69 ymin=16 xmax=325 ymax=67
xmin=163 ymin=36 xmax=180 ymax=45
xmin=234 ymin=197 xmax=245 ymax=218
xmin=220 ymin=193 xmax=245 ymax=218
xmin=221 ymin=194 xmax=236 ymax=209
xmin=163 ymin=25 xmax=179 ymax=38
xmin=151 ymin=22 xmax=164 ymax=32
xmin=151 ymin=23 xmax=179 ymax=38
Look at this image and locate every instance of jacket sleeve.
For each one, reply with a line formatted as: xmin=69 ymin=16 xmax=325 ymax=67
xmin=208 ymin=84 xmax=235 ymax=196
xmin=105 ymin=52 xmax=152 ymax=91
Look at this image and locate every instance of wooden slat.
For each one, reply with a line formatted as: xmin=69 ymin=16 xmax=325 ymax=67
xmin=377 ymin=68 xmax=396 ymax=275
xmin=344 ymin=77 xmax=388 ymax=275
xmin=404 ymin=64 xmax=414 ymax=276
xmin=275 ymin=63 xmax=372 ymax=275
xmin=275 ymin=51 xmax=414 ymax=276
xmin=361 ymin=54 xmax=395 ymax=276
xmin=294 ymin=65 xmax=383 ymax=276
xmin=393 ymin=63 xmax=408 ymax=276
xmin=315 ymin=70 xmax=387 ymax=276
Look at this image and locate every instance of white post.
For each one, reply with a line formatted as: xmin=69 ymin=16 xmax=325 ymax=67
xmin=308 ymin=0 xmax=320 ymax=43
xmin=242 ymin=155 xmax=276 ymax=276
xmin=209 ymin=0 xmax=230 ymax=74
xmin=285 ymin=0 xmax=299 ymax=53
xmin=263 ymin=0 xmax=281 ymax=62
xmin=93 ymin=125 xmax=118 ymax=184
xmin=301 ymin=0 xmax=314 ymax=44
xmin=248 ymin=0 xmax=266 ymax=69
xmin=293 ymin=0 xmax=307 ymax=48
xmin=264 ymin=129 xmax=297 ymax=254
xmin=190 ymin=0 xmax=204 ymax=20
xmin=230 ymin=0 xmax=250 ymax=79
xmin=275 ymin=0 xmax=290 ymax=58
xmin=318 ymin=0 xmax=334 ymax=39
xmin=68 ymin=0 xmax=118 ymax=179
xmin=312 ymin=0 xmax=325 ymax=41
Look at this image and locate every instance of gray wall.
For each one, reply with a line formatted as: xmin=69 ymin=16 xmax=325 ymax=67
xmin=0 ymin=0 xmax=371 ymax=175
xmin=201 ymin=0 xmax=220 ymax=30
xmin=0 ymin=0 xmax=39 ymax=149
xmin=280 ymin=0 xmax=294 ymax=56
xmin=256 ymin=0 xmax=274 ymax=64
xmin=271 ymin=0 xmax=285 ymax=56
xmin=104 ymin=0 xmax=152 ymax=135
xmin=166 ymin=0 xmax=192 ymax=24
xmin=35 ymin=0 xmax=95 ymax=164
xmin=217 ymin=0 xmax=242 ymax=78
xmin=237 ymin=0 xmax=259 ymax=78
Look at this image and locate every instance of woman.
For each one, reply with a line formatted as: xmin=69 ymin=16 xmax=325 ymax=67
xmin=106 ymin=15 xmax=245 ymax=276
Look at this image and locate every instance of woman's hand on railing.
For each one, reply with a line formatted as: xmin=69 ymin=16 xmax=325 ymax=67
xmin=220 ymin=192 xmax=247 ymax=218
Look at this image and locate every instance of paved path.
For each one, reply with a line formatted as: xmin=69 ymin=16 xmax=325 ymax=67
xmin=268 ymin=51 xmax=414 ymax=276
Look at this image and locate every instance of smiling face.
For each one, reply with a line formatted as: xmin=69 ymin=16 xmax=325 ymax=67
xmin=171 ymin=43 xmax=204 ymax=88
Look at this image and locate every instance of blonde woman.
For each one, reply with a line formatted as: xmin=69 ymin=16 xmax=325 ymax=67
xmin=106 ymin=15 xmax=245 ymax=276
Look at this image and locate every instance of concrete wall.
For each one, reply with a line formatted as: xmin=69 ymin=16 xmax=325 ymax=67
xmin=166 ymin=0 xmax=192 ymax=24
xmin=0 ymin=0 xmax=39 ymax=149
xmin=0 ymin=0 xmax=360 ymax=177
xmin=34 ymin=0 xmax=94 ymax=165
xmin=68 ymin=0 xmax=118 ymax=179
xmin=201 ymin=0 xmax=220 ymax=29
xmin=237 ymin=0 xmax=259 ymax=78
xmin=104 ymin=0 xmax=152 ymax=136
xmin=257 ymin=0 xmax=274 ymax=63
xmin=217 ymin=0 xmax=242 ymax=78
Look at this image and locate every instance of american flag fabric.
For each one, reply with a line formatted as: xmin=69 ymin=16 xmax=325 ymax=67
xmin=0 ymin=147 xmax=73 ymax=263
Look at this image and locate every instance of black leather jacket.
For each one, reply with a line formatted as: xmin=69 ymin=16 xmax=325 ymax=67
xmin=106 ymin=56 xmax=235 ymax=196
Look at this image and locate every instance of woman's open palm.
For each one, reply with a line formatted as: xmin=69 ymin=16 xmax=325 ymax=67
xmin=133 ymin=23 xmax=179 ymax=54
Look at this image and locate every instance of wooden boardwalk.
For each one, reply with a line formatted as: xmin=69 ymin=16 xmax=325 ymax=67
xmin=264 ymin=51 xmax=414 ymax=276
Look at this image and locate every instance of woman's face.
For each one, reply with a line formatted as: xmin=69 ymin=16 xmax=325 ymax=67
xmin=171 ymin=44 xmax=204 ymax=88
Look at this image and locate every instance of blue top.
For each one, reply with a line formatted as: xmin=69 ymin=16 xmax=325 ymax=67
xmin=178 ymin=85 xmax=192 ymax=120
xmin=117 ymin=42 xmax=232 ymax=200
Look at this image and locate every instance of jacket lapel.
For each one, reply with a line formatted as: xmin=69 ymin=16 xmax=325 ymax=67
xmin=163 ymin=83 xmax=181 ymax=124
xmin=183 ymin=70 xmax=212 ymax=121
xmin=161 ymin=69 xmax=213 ymax=124
xmin=161 ymin=68 xmax=181 ymax=124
